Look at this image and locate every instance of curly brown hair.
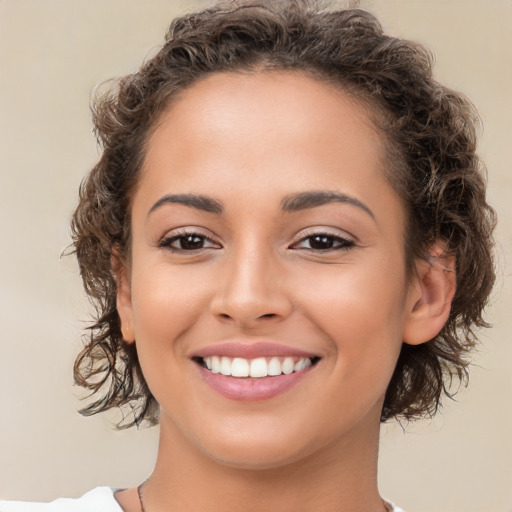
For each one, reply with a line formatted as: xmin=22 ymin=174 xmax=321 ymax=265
xmin=71 ymin=0 xmax=496 ymax=428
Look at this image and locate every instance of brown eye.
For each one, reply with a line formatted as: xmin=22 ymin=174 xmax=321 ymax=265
xmin=176 ymin=235 xmax=206 ymax=250
xmin=308 ymin=235 xmax=336 ymax=250
xmin=292 ymin=233 xmax=354 ymax=251
xmin=159 ymin=232 xmax=220 ymax=252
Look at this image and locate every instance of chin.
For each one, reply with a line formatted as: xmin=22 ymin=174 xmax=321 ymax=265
xmin=190 ymin=418 xmax=330 ymax=472
xmin=205 ymin=442 xmax=311 ymax=471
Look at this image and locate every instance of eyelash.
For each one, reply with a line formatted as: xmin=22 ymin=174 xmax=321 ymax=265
xmin=158 ymin=230 xmax=355 ymax=254
xmin=290 ymin=232 xmax=355 ymax=252
xmin=158 ymin=230 xmax=220 ymax=253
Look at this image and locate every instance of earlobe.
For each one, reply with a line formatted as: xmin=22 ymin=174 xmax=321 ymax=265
xmin=402 ymin=247 xmax=456 ymax=346
xmin=113 ymin=253 xmax=135 ymax=343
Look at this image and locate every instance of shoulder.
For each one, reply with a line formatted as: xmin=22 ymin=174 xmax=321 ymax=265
xmin=0 ymin=487 xmax=123 ymax=512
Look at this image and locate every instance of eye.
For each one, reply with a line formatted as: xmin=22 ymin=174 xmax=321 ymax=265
xmin=291 ymin=233 xmax=355 ymax=251
xmin=159 ymin=231 xmax=221 ymax=252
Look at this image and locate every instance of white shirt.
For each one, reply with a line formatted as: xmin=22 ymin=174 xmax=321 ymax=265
xmin=0 ymin=487 xmax=405 ymax=511
xmin=0 ymin=488 xmax=122 ymax=512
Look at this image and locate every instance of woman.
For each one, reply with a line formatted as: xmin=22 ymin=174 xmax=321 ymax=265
xmin=0 ymin=1 xmax=495 ymax=511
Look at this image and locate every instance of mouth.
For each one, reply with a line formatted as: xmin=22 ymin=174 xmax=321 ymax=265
xmin=191 ymin=341 xmax=322 ymax=401
xmin=193 ymin=355 xmax=321 ymax=378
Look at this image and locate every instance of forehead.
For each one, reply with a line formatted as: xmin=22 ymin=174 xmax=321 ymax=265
xmin=149 ymin=71 xmax=384 ymax=162
xmin=137 ymin=70 xmax=402 ymax=225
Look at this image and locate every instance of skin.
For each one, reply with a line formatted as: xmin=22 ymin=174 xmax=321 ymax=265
xmin=114 ymin=71 xmax=454 ymax=512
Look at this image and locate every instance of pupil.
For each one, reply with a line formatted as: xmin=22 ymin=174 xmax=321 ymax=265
xmin=181 ymin=235 xmax=203 ymax=250
xmin=310 ymin=235 xmax=333 ymax=250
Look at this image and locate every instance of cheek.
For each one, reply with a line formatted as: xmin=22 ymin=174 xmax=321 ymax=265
xmin=130 ymin=261 xmax=213 ymax=351
xmin=296 ymin=260 xmax=407 ymax=367
xmin=128 ymin=263 xmax=212 ymax=407
xmin=299 ymin=255 xmax=407 ymax=319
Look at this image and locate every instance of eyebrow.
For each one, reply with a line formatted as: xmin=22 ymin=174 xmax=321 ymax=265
xmin=148 ymin=190 xmax=374 ymax=220
xmin=148 ymin=194 xmax=224 ymax=215
xmin=281 ymin=191 xmax=375 ymax=220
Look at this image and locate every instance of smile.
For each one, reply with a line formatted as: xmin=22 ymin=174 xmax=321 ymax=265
xmin=191 ymin=342 xmax=321 ymax=401
xmin=193 ymin=353 xmax=320 ymax=401
xmin=197 ymin=356 xmax=317 ymax=378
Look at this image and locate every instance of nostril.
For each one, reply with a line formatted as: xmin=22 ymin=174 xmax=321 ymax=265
xmin=259 ymin=313 xmax=277 ymax=319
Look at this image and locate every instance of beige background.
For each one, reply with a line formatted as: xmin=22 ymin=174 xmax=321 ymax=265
xmin=0 ymin=1 xmax=510 ymax=511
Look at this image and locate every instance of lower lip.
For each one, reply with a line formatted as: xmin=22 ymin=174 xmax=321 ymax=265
xmin=196 ymin=364 xmax=313 ymax=401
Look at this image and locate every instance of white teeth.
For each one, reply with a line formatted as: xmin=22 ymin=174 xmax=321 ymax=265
xmin=249 ymin=357 xmax=268 ymax=378
xmin=231 ymin=357 xmax=250 ymax=377
xmin=282 ymin=357 xmax=294 ymax=375
xmin=220 ymin=356 xmax=232 ymax=376
xmin=268 ymin=357 xmax=282 ymax=376
xmin=211 ymin=356 xmax=221 ymax=374
xmin=294 ymin=359 xmax=306 ymax=372
xmin=202 ymin=355 xmax=314 ymax=378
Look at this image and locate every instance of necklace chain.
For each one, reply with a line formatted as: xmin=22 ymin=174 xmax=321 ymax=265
xmin=137 ymin=483 xmax=147 ymax=512
xmin=137 ymin=481 xmax=392 ymax=512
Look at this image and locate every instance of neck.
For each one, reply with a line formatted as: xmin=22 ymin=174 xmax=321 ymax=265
xmin=142 ymin=412 xmax=384 ymax=512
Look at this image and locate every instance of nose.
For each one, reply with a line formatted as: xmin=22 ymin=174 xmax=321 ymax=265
xmin=209 ymin=244 xmax=293 ymax=329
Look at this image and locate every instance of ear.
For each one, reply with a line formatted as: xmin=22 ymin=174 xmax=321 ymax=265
xmin=113 ymin=252 xmax=135 ymax=343
xmin=402 ymin=246 xmax=456 ymax=346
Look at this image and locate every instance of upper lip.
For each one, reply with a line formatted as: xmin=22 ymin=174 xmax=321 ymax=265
xmin=190 ymin=341 xmax=319 ymax=360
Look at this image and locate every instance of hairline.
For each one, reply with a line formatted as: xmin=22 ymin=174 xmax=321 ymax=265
xmin=121 ymin=65 xmax=417 ymax=279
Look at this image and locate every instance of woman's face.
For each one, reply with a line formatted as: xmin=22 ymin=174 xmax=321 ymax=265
xmin=118 ymin=71 xmax=422 ymax=469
